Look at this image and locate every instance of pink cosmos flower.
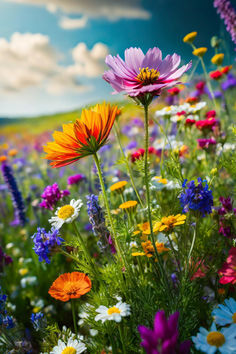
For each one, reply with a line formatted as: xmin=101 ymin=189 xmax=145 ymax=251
xmin=103 ymin=47 xmax=191 ymax=98
xmin=218 ymin=247 xmax=236 ymax=285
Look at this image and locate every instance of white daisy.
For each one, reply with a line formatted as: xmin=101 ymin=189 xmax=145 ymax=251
xmin=50 ymin=337 xmax=86 ymax=354
xmin=187 ymin=101 xmax=206 ymax=114
xmin=95 ymin=301 xmax=131 ymax=323
xmin=49 ymin=199 xmax=83 ymax=230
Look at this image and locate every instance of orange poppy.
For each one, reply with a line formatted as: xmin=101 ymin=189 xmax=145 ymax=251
xmin=48 ymin=272 xmax=92 ymax=302
xmin=44 ymin=102 xmax=120 ymax=168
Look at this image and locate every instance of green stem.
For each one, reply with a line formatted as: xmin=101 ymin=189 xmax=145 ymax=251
xmin=143 ymin=104 xmax=171 ymax=290
xmin=114 ymin=122 xmax=144 ymax=208
xmin=118 ymin=324 xmax=127 ymax=354
xmin=71 ymin=299 xmax=77 ymax=334
xmin=73 ymin=222 xmax=97 ymax=275
xmin=187 ymin=221 xmax=197 ymax=264
xmin=93 ymin=152 xmax=123 ymax=262
xmin=200 ymin=57 xmax=217 ymax=110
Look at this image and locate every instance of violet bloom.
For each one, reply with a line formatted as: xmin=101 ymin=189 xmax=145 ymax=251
xmin=214 ymin=0 xmax=236 ymax=47
xmin=103 ymin=47 xmax=191 ymax=99
xmin=39 ymin=183 xmax=70 ymax=210
xmin=67 ymin=174 xmax=85 ymax=186
xmin=138 ymin=310 xmax=191 ymax=354
xmin=197 ymin=138 xmax=217 ymax=149
xmin=222 ymin=74 xmax=236 ymax=90
xmin=218 ymin=196 xmax=236 ymax=238
xmin=0 ymin=246 xmax=13 ymax=272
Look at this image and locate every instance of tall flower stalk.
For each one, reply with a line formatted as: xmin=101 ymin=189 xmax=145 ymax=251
xmin=1 ymin=162 xmax=26 ymax=226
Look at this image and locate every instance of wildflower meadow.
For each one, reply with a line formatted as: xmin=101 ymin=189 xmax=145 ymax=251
xmin=0 ymin=1 xmax=236 ymax=353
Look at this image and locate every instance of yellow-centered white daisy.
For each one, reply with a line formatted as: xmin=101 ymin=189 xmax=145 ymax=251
xmin=50 ymin=337 xmax=86 ymax=354
xmin=95 ymin=301 xmax=131 ymax=323
xmin=49 ymin=199 xmax=83 ymax=230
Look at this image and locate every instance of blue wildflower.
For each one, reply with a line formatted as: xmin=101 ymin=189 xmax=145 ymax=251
xmin=86 ymin=194 xmax=116 ymax=254
xmin=212 ymin=298 xmax=236 ymax=326
xmin=179 ymin=178 xmax=213 ymax=217
xmin=192 ymin=322 xmax=236 ymax=353
xmin=3 ymin=315 xmax=15 ymax=329
xmin=1 ymin=162 xmax=26 ymax=226
xmin=32 ymin=228 xmax=64 ymax=264
xmin=31 ymin=312 xmax=46 ymax=331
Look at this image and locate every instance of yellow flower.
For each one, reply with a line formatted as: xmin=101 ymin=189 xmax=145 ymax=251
xmin=138 ymin=221 xmax=162 ymax=235
xmin=119 ymin=200 xmax=137 ymax=212
xmin=110 ymin=180 xmax=128 ymax=193
xmin=210 ymin=168 xmax=217 ymax=175
xmin=211 ymin=53 xmax=224 ymax=66
xmin=192 ymin=47 xmax=207 ymax=57
xmin=159 ymin=214 xmax=186 ymax=232
xmin=132 ymin=252 xmax=145 ymax=257
xmin=141 ymin=241 xmax=170 ymax=258
xmin=183 ymin=31 xmax=197 ymax=44
xmin=33 ymin=307 xmax=41 ymax=313
xmin=19 ymin=268 xmax=28 ymax=276
xmin=153 ymin=176 xmax=168 ymax=184
xmin=132 ymin=230 xmax=141 ymax=237
xmin=8 ymin=149 xmax=18 ymax=157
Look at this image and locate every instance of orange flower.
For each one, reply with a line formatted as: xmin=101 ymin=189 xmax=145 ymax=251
xmin=48 ymin=272 xmax=92 ymax=302
xmin=0 ymin=155 xmax=7 ymax=163
xmin=44 ymin=102 xmax=120 ymax=168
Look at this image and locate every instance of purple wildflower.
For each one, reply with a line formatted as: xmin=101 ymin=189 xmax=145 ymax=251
xmin=39 ymin=183 xmax=70 ymax=210
xmin=197 ymin=138 xmax=217 ymax=149
xmin=138 ymin=310 xmax=191 ymax=354
xmin=218 ymin=197 xmax=236 ymax=238
xmin=67 ymin=174 xmax=85 ymax=186
xmin=179 ymin=178 xmax=213 ymax=217
xmin=31 ymin=312 xmax=46 ymax=331
xmin=214 ymin=0 xmax=236 ymax=47
xmin=86 ymin=194 xmax=116 ymax=254
xmin=32 ymin=227 xmax=64 ymax=264
xmin=222 ymin=74 xmax=236 ymax=90
xmin=1 ymin=162 xmax=26 ymax=226
xmin=103 ymin=47 xmax=191 ymax=100
xmin=0 ymin=246 xmax=13 ymax=272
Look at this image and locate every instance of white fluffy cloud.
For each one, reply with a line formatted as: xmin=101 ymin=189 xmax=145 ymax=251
xmin=69 ymin=42 xmax=108 ymax=78
xmin=0 ymin=33 xmax=109 ymax=95
xmin=59 ymin=16 xmax=88 ymax=30
xmin=5 ymin=0 xmax=151 ymax=21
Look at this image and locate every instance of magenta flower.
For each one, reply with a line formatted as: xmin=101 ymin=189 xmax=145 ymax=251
xmin=39 ymin=183 xmax=70 ymax=210
xmin=67 ymin=174 xmax=85 ymax=186
xmin=103 ymin=47 xmax=191 ymax=99
xmin=138 ymin=310 xmax=191 ymax=354
xmin=197 ymin=138 xmax=217 ymax=149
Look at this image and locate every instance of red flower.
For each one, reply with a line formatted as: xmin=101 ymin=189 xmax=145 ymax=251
xmin=206 ymin=110 xmax=216 ymax=118
xmin=185 ymin=118 xmax=196 ymax=126
xmin=186 ymin=96 xmax=198 ymax=104
xmin=131 ymin=148 xmax=145 ymax=162
xmin=210 ymin=70 xmax=223 ymax=80
xmin=196 ymin=118 xmax=218 ymax=131
xmin=148 ymin=146 xmax=156 ymax=154
xmin=196 ymin=81 xmax=205 ymax=91
xmin=221 ymin=65 xmax=232 ymax=75
xmin=177 ymin=110 xmax=186 ymax=116
xmin=218 ymin=247 xmax=236 ymax=285
xmin=167 ymin=87 xmax=180 ymax=96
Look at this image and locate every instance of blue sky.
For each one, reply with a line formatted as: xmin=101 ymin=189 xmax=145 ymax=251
xmin=0 ymin=0 xmax=234 ymax=117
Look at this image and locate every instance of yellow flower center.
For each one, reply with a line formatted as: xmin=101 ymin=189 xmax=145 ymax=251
xmin=61 ymin=347 xmax=77 ymax=354
xmin=206 ymin=331 xmax=225 ymax=347
xmin=136 ymin=67 xmax=160 ymax=85
xmin=57 ymin=205 xmax=75 ymax=220
xmin=232 ymin=313 xmax=236 ymax=323
xmin=107 ymin=306 xmax=121 ymax=315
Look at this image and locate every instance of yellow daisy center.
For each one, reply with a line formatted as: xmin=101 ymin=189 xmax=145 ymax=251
xmin=232 ymin=312 xmax=236 ymax=323
xmin=136 ymin=67 xmax=160 ymax=85
xmin=206 ymin=331 xmax=225 ymax=347
xmin=61 ymin=347 xmax=77 ymax=354
xmin=107 ymin=306 xmax=121 ymax=315
xmin=58 ymin=205 xmax=75 ymax=220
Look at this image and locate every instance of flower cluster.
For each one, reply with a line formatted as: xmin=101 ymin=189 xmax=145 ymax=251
xmin=31 ymin=312 xmax=46 ymax=331
xmin=32 ymin=227 xmax=64 ymax=264
xmin=39 ymin=183 xmax=70 ymax=210
xmin=179 ymin=178 xmax=213 ymax=217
